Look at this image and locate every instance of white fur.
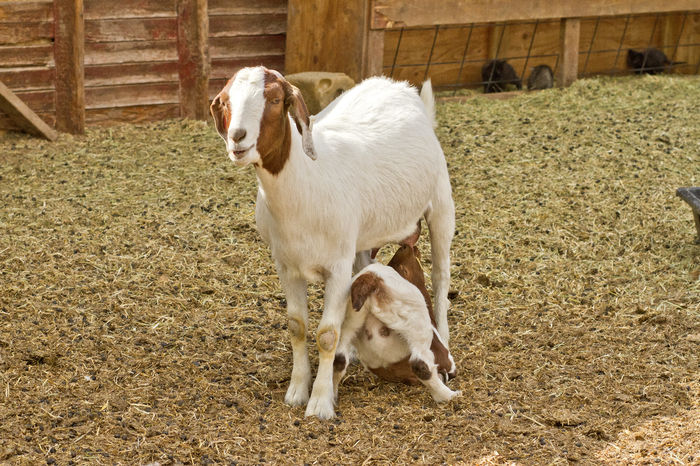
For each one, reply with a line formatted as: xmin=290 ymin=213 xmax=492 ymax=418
xmin=219 ymin=68 xmax=455 ymax=419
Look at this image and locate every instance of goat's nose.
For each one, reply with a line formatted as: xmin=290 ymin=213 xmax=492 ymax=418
xmin=231 ymin=128 xmax=246 ymax=143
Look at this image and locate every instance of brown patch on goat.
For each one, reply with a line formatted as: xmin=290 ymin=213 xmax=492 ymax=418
xmin=369 ymin=357 xmax=421 ymax=385
xmin=257 ymin=70 xmax=292 ymax=175
xmin=379 ymin=325 xmax=391 ymax=337
xmin=431 ymin=330 xmax=454 ymax=379
xmin=388 ymin=244 xmax=436 ymax=327
xmin=333 ymin=354 xmax=346 ymax=373
xmin=210 ymin=73 xmax=236 ymax=140
xmin=351 ymin=272 xmax=387 ymax=311
xmin=256 ymin=69 xmax=313 ymax=175
xmin=410 ymin=359 xmax=432 ymax=380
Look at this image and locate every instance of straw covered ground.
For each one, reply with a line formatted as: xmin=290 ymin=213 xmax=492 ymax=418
xmin=1 ymin=75 xmax=699 ymax=464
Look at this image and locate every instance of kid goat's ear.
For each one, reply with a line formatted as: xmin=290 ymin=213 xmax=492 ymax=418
xmin=350 ymin=272 xmax=384 ymax=311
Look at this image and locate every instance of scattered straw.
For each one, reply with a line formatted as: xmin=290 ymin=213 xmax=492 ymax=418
xmin=0 ymin=75 xmax=698 ymax=464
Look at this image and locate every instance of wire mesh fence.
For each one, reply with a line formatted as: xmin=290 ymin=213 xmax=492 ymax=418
xmin=382 ymin=12 xmax=700 ymax=93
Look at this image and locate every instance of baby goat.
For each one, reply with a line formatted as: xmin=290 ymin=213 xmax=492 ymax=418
xmin=333 ymin=238 xmax=459 ymax=403
xmin=210 ymin=67 xmax=455 ymax=419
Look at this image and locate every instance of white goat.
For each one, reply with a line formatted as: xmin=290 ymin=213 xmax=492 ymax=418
xmin=210 ymin=66 xmax=455 ymax=419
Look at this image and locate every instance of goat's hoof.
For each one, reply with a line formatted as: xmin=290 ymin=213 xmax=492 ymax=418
xmin=285 ymin=382 xmax=310 ymax=407
xmin=304 ymin=394 xmax=336 ymax=420
xmin=433 ymin=388 xmax=461 ymax=404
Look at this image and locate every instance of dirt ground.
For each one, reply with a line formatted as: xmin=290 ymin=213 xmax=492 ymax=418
xmin=1 ymin=75 xmax=699 ymax=464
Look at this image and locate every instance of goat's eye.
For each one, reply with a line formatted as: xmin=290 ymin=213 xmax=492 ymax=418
xmin=271 ymin=98 xmax=281 ymax=105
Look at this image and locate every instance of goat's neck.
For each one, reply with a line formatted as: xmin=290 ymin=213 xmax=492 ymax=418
xmin=255 ymin=122 xmax=312 ymax=216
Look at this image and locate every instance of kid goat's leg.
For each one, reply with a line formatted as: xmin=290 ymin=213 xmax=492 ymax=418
xmin=278 ymin=264 xmax=311 ymax=406
xmin=305 ymin=261 xmax=353 ymax=419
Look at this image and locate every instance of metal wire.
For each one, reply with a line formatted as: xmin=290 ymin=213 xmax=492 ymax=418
xmin=611 ymin=15 xmax=631 ymax=75
xmin=486 ymin=23 xmax=507 ymax=90
xmin=423 ymin=25 xmax=440 ymax=81
xmin=671 ymin=11 xmax=689 ymax=64
xmin=582 ymin=17 xmax=601 ymax=76
xmin=520 ymin=20 xmax=540 ymax=82
xmin=382 ymin=13 xmax=699 ymax=90
xmin=389 ymin=27 xmax=404 ymax=78
xmin=452 ymin=23 xmax=474 ymax=96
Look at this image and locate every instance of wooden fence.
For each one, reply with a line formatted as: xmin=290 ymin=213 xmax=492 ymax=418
xmin=0 ymin=0 xmax=285 ymax=134
xmin=2 ymin=0 xmax=699 ymax=135
xmin=286 ymin=0 xmax=700 ymax=89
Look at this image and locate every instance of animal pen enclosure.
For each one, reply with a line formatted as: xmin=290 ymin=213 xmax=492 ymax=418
xmin=287 ymin=0 xmax=700 ymax=89
xmin=0 ymin=0 xmax=286 ymax=133
xmin=0 ymin=0 xmax=699 ymax=135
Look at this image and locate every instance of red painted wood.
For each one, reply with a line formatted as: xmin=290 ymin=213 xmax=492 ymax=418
xmin=85 ymin=18 xmax=178 ymax=42
xmin=84 ymin=41 xmax=177 ymax=65
xmin=208 ymin=14 xmax=286 ymax=37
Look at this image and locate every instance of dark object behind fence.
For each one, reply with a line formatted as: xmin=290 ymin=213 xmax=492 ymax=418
xmin=527 ymin=64 xmax=554 ymax=90
xmin=481 ymin=59 xmax=522 ymax=93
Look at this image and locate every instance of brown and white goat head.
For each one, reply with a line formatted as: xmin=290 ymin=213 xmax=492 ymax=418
xmin=210 ymin=67 xmax=316 ymax=173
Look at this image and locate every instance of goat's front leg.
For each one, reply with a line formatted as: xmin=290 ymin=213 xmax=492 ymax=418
xmin=278 ymin=265 xmax=311 ymax=406
xmin=305 ymin=262 xmax=353 ymax=419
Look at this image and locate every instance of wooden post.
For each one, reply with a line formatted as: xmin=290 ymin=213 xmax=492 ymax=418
xmin=54 ymin=0 xmax=85 ymax=134
xmin=0 ymin=80 xmax=58 ymax=141
xmin=177 ymin=0 xmax=210 ymax=120
xmin=558 ymin=18 xmax=581 ymax=87
xmin=364 ymin=29 xmax=385 ymax=77
xmin=286 ymin=0 xmax=380 ymax=82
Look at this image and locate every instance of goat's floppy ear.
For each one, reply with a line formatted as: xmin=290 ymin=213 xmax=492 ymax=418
xmin=210 ymin=92 xmax=230 ymax=140
xmin=351 ymin=272 xmax=383 ymax=311
xmin=283 ymin=81 xmax=317 ymax=160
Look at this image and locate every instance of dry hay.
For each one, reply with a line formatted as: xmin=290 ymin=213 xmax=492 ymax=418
xmin=0 ymin=74 xmax=698 ymax=464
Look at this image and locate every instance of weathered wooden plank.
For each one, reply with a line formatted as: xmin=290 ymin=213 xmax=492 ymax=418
xmin=365 ymin=29 xmax=385 ymax=77
xmin=84 ymin=41 xmax=177 ymax=65
xmin=371 ymin=0 xmax=700 ymax=29
xmin=0 ymin=66 xmax=54 ymax=91
xmin=85 ymin=103 xmax=180 ymax=126
xmin=84 ymin=0 xmax=176 ymax=20
xmin=85 ymin=82 xmax=180 ymax=109
xmin=209 ymin=34 xmax=285 ymax=59
xmin=209 ymin=13 xmax=286 ymax=37
xmin=0 ymin=80 xmax=56 ymax=139
xmin=0 ymin=1 xmax=52 ymax=23
xmin=208 ymin=0 xmax=286 ymax=15
xmin=54 ymin=0 xmax=85 ymax=134
xmin=177 ymin=0 xmax=209 ymax=120
xmin=0 ymin=112 xmax=54 ymax=132
xmin=12 ymin=89 xmax=54 ymax=113
xmin=210 ymin=55 xmax=285 ymax=80
xmin=286 ymin=0 xmax=372 ymax=81
xmin=85 ymin=62 xmax=179 ymax=87
xmin=0 ymin=44 xmax=53 ymax=67
xmin=0 ymin=22 xmax=53 ymax=44
xmin=557 ymin=18 xmax=580 ymax=87
xmin=85 ymin=18 xmax=178 ymax=42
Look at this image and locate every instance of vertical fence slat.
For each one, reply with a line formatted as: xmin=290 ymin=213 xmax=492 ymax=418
xmin=558 ymin=18 xmax=580 ymax=87
xmin=365 ymin=29 xmax=385 ymax=77
xmin=54 ymin=0 xmax=85 ymax=134
xmin=177 ymin=0 xmax=210 ymax=120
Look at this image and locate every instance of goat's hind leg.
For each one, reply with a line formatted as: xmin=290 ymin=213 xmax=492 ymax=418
xmin=278 ymin=265 xmax=311 ymax=406
xmin=425 ymin=192 xmax=455 ymax=345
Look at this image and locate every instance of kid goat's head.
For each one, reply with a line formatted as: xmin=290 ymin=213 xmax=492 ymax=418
xmin=210 ymin=67 xmax=316 ymax=172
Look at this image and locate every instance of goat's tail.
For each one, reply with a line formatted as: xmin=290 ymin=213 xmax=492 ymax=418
xmin=419 ymin=79 xmax=436 ymax=129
